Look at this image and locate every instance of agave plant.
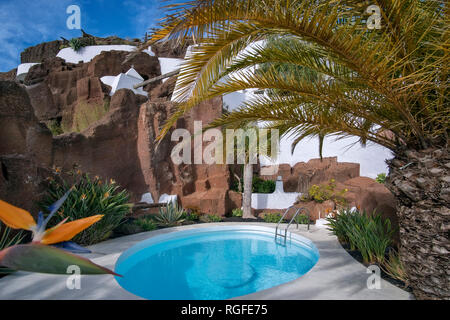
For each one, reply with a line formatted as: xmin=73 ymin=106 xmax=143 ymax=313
xmin=154 ymin=202 xmax=185 ymax=227
xmin=69 ymin=38 xmax=83 ymax=51
xmin=0 ymin=189 xmax=119 ymax=276
xmin=146 ymin=0 xmax=449 ymax=299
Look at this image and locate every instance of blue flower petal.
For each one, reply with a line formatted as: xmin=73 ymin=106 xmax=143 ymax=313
xmin=51 ymin=241 xmax=92 ymax=254
xmin=43 ymin=187 xmax=73 ymax=228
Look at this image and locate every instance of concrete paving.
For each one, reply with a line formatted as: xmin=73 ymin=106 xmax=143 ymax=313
xmin=0 ymin=223 xmax=413 ymax=300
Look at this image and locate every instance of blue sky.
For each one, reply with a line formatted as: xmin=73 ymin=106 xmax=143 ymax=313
xmin=0 ymin=0 xmax=171 ymax=72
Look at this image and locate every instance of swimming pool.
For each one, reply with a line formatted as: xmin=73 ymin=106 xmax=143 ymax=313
xmin=114 ymin=225 xmax=319 ymax=300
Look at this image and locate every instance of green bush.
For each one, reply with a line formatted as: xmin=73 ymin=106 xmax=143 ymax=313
xmin=295 ymin=214 xmax=310 ymax=224
xmin=39 ymin=172 xmax=131 ymax=245
xmin=231 ymin=208 xmax=243 ymax=217
xmin=68 ymin=37 xmax=95 ymax=52
xmin=183 ymin=211 xmax=200 ymax=221
xmin=155 ymin=202 xmax=185 ymax=227
xmin=263 ymin=213 xmax=283 ymax=223
xmin=200 ymin=214 xmax=223 ymax=223
xmin=300 ymin=179 xmax=347 ymax=206
xmin=381 ymin=250 xmax=409 ymax=286
xmin=0 ymin=223 xmax=25 ymax=275
xmin=134 ymin=216 xmax=157 ymax=232
xmin=231 ymin=175 xmax=275 ymax=193
xmin=183 ymin=206 xmax=201 ymax=221
xmin=376 ymin=173 xmax=387 ymax=184
xmin=69 ymin=38 xmax=83 ymax=51
xmin=252 ymin=177 xmax=276 ymax=193
xmin=326 ymin=209 xmax=394 ymax=264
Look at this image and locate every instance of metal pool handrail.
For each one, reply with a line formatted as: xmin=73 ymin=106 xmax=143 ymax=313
xmin=275 ymin=206 xmax=311 ymax=245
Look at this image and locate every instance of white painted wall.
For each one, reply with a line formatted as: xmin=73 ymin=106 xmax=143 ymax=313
xmin=16 ymin=63 xmax=39 ymax=81
xmin=158 ymin=57 xmax=183 ymax=83
xmin=57 ymin=45 xmax=154 ymax=64
xmin=251 ymin=177 xmax=300 ymax=210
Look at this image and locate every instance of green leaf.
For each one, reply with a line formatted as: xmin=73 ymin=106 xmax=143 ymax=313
xmin=0 ymin=244 xmax=121 ymax=276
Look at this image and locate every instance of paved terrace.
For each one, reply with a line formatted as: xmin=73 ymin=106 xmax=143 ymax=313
xmin=0 ymin=223 xmax=413 ymax=300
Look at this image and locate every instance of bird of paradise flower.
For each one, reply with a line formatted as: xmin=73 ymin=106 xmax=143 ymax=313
xmin=0 ymin=188 xmax=120 ymax=276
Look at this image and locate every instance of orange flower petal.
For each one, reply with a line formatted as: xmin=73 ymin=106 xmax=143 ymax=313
xmin=41 ymin=215 xmax=104 ymax=245
xmin=0 ymin=200 xmax=36 ymax=230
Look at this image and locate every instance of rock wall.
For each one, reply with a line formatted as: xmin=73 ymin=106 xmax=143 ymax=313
xmin=20 ymin=40 xmax=63 ymax=64
xmin=0 ymin=69 xmax=17 ymax=81
xmin=52 ymin=89 xmax=148 ymax=195
xmin=260 ymin=157 xmax=360 ymax=192
xmin=0 ymin=81 xmax=53 ymax=214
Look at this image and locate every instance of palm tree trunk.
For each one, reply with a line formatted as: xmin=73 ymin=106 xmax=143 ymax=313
xmin=386 ymin=148 xmax=449 ymax=300
xmin=242 ymin=163 xmax=256 ymax=219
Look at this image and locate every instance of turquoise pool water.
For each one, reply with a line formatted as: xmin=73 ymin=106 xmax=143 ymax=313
xmin=114 ymin=226 xmax=319 ymax=300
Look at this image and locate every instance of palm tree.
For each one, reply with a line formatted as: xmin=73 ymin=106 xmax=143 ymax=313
xmin=146 ymin=0 xmax=449 ymax=299
xmin=225 ymin=123 xmax=278 ymax=219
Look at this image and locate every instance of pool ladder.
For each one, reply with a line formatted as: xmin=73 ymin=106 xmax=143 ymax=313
xmin=274 ymin=206 xmax=310 ymax=245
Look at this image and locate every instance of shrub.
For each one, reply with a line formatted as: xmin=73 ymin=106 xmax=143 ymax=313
xmin=155 ymin=202 xmax=185 ymax=227
xmin=295 ymin=214 xmax=310 ymax=224
xmin=300 ymin=179 xmax=347 ymax=206
xmin=69 ymin=38 xmax=83 ymax=51
xmin=231 ymin=208 xmax=243 ymax=217
xmin=263 ymin=213 xmax=283 ymax=223
xmin=134 ymin=216 xmax=157 ymax=232
xmin=252 ymin=177 xmax=275 ymax=193
xmin=381 ymin=250 xmax=409 ymax=287
xmin=183 ymin=206 xmax=201 ymax=221
xmin=68 ymin=37 xmax=95 ymax=52
xmin=0 ymin=223 xmax=25 ymax=275
xmin=39 ymin=172 xmax=131 ymax=245
xmin=200 ymin=214 xmax=223 ymax=223
xmin=326 ymin=209 xmax=394 ymax=264
xmin=231 ymin=175 xmax=275 ymax=193
xmin=376 ymin=173 xmax=387 ymax=184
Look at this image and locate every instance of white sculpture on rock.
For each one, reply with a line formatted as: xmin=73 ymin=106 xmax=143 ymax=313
xmin=100 ymin=67 xmax=148 ymax=97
